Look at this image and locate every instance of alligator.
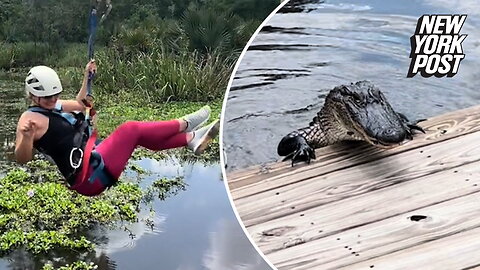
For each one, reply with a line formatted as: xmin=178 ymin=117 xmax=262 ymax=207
xmin=277 ymin=81 xmax=425 ymax=165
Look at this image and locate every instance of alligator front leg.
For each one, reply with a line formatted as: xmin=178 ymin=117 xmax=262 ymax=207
xmin=277 ymin=131 xmax=316 ymax=166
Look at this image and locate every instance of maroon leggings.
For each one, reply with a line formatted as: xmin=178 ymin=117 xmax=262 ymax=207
xmin=74 ymin=120 xmax=187 ymax=196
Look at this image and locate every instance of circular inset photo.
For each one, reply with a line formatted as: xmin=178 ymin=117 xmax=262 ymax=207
xmin=222 ymin=0 xmax=480 ymax=269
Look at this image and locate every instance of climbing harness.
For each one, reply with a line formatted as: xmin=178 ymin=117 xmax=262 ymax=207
xmin=27 ymin=106 xmax=90 ymax=181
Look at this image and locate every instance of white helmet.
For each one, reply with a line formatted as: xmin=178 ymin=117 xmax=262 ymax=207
xmin=25 ymin=66 xmax=63 ymax=97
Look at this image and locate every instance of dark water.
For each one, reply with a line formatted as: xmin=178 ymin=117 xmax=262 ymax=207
xmin=0 ymin=80 xmax=272 ymax=269
xmin=0 ymin=80 xmax=24 ymax=168
xmin=224 ymin=0 xmax=480 ymax=171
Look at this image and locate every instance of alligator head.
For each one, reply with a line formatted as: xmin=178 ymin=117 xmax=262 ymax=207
xmin=326 ymin=81 xmax=415 ymax=147
xmin=278 ymin=81 xmax=424 ymax=165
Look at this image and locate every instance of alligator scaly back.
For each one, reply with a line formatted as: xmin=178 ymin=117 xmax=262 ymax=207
xmin=278 ymin=81 xmax=425 ymax=166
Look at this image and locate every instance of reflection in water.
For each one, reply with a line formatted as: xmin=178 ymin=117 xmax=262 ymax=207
xmin=95 ymin=210 xmax=165 ymax=254
xmin=225 ymin=0 xmax=480 ymax=171
xmin=203 ymin=219 xmax=269 ymax=270
xmin=1 ymin=249 xmax=103 ymax=270
xmin=0 ymin=80 xmax=24 ymax=168
xmin=103 ymin=160 xmax=271 ymax=270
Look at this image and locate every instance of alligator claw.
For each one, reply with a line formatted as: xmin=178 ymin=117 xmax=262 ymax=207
xmin=278 ymin=133 xmax=316 ymax=166
xmin=407 ymin=124 xmax=425 ymax=134
xmin=398 ymin=113 xmax=426 ymax=135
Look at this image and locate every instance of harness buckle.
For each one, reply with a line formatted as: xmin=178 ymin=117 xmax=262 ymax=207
xmin=69 ymin=147 xmax=84 ymax=169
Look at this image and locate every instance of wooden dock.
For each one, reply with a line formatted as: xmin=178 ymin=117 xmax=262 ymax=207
xmin=227 ymin=105 xmax=480 ymax=270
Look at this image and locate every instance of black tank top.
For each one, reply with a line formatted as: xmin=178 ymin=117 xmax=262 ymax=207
xmin=31 ymin=108 xmax=88 ymax=183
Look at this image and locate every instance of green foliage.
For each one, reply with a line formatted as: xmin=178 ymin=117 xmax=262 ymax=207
xmin=42 ymin=261 xmax=98 ymax=270
xmin=1 ymin=0 xmax=276 ymax=58
xmin=0 ymin=42 xmax=52 ymax=69
xmin=205 ymin=0 xmax=281 ymax=20
xmin=91 ymin=49 xmax=233 ymax=102
xmin=182 ymin=7 xmax=234 ymax=54
xmin=150 ymin=176 xmax=187 ymax=200
xmin=1 ymin=0 xmax=277 ymax=105
xmin=1 ymin=0 xmax=88 ymax=44
xmin=0 ymin=161 xmax=143 ymax=255
xmin=46 ymin=43 xmax=88 ymax=68
xmin=180 ymin=6 xmax=263 ymax=56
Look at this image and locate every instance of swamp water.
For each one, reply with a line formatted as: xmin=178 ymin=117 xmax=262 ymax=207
xmin=0 ymin=80 xmax=271 ymax=270
xmin=225 ymin=0 xmax=480 ymax=170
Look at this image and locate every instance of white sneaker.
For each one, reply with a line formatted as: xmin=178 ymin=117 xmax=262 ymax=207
xmin=188 ymin=119 xmax=220 ymax=155
xmin=183 ymin=105 xmax=211 ymax=132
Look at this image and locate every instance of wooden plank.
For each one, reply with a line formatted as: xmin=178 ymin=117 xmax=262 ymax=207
xmin=341 ymin=226 xmax=480 ymax=270
xmin=268 ymin=190 xmax=480 ymax=269
xmin=244 ymin=138 xmax=480 ymax=253
xmin=236 ymin=130 xmax=480 ymax=228
xmin=228 ymin=105 xmax=480 ymax=196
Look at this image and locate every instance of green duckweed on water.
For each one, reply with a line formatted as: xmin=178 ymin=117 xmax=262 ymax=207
xmin=0 ymin=158 xmax=191 ymax=269
xmin=147 ymin=177 xmax=188 ymax=201
xmin=42 ymin=261 xmax=98 ymax=270
xmin=0 ymin=159 xmax=142 ymax=252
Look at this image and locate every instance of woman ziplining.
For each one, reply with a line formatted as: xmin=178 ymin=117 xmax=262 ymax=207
xmin=15 ymin=61 xmax=220 ymax=196
xmin=15 ymin=0 xmax=219 ymax=196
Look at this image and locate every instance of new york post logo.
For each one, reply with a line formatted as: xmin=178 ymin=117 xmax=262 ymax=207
xmin=407 ymin=14 xmax=467 ymax=78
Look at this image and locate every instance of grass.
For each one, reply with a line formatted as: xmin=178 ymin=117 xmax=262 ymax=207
xmin=0 ymin=42 xmax=53 ymax=70
xmin=61 ymin=49 xmax=233 ymax=102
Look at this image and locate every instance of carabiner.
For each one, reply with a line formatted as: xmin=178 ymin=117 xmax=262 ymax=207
xmin=69 ymin=147 xmax=84 ymax=169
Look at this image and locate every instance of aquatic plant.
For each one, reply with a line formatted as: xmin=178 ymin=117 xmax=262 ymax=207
xmin=0 ymin=161 xmax=142 ymax=254
xmin=150 ymin=176 xmax=188 ymax=201
xmin=0 ymin=158 xmax=191 ymax=268
xmin=42 ymin=261 xmax=98 ymax=270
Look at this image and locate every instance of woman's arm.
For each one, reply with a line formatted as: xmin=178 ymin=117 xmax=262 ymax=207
xmin=15 ymin=113 xmax=36 ymax=164
xmin=61 ymin=60 xmax=97 ymax=112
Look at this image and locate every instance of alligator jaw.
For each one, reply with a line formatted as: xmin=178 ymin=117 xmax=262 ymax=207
xmin=350 ymin=121 xmax=405 ymax=149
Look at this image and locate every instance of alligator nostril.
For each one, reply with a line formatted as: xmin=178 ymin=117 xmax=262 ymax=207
xmin=381 ymin=128 xmax=405 ymax=143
